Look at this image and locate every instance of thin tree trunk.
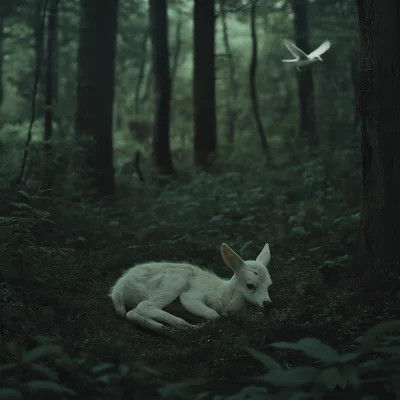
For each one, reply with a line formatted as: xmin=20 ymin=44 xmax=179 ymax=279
xmin=219 ymin=0 xmax=238 ymax=145
xmin=291 ymin=0 xmax=317 ymax=146
xmin=149 ymin=0 xmax=174 ymax=174
xmin=52 ymin=0 xmax=59 ymax=107
xmin=43 ymin=0 xmax=58 ymax=190
xmin=141 ymin=64 xmax=153 ymax=104
xmin=34 ymin=0 xmax=46 ymax=90
xmin=0 ymin=8 xmax=4 ymax=109
xmin=170 ymin=8 xmax=183 ymax=93
xmin=249 ymin=0 xmax=268 ymax=157
xmin=349 ymin=46 xmax=360 ymax=132
xmin=193 ymin=0 xmax=217 ymax=168
xmin=75 ymin=0 xmax=119 ymax=197
xmin=134 ymin=27 xmax=149 ymax=115
xmin=356 ymin=0 xmax=400 ymax=269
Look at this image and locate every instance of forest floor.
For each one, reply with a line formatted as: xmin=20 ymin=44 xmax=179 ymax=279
xmin=0 ymin=146 xmax=398 ymax=393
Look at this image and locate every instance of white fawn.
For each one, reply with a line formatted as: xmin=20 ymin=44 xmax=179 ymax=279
xmin=109 ymin=242 xmax=272 ymax=333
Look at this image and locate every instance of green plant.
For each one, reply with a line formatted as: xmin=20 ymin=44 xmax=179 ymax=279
xmin=0 ymin=188 xmax=55 ymax=315
xmin=1 ymin=320 xmax=399 ymax=399
xmin=241 ymin=319 xmax=400 ymax=399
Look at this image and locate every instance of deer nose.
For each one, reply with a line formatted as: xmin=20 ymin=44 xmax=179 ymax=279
xmin=262 ymin=299 xmax=272 ymax=309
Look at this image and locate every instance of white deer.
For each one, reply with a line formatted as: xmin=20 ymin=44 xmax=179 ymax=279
xmin=109 ymin=243 xmax=272 ymax=333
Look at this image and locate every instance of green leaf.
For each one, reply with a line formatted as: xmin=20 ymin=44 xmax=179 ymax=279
xmin=30 ymin=363 xmax=59 ymax=381
xmin=239 ymin=241 xmax=253 ymax=253
xmin=22 ymin=344 xmax=63 ymax=364
xmin=25 ymin=381 xmax=75 ymax=396
xmin=158 ymin=378 xmax=208 ymax=398
xmin=358 ymin=359 xmax=381 ymax=373
xmin=337 ymin=352 xmax=361 ymax=364
xmin=359 ymin=320 xmax=400 ymax=352
xmin=0 ymin=388 xmax=23 ymax=399
xmin=35 ymin=335 xmax=55 ymax=344
xmin=261 ymin=366 xmax=319 ymax=387
xmin=341 ymin=365 xmax=360 ymax=388
xmin=245 ymin=347 xmax=283 ymax=370
xmin=18 ymin=191 xmax=31 ymax=199
xmin=271 ymin=338 xmax=339 ymax=363
xmin=0 ymin=363 xmax=18 ymax=372
xmin=374 ymin=346 xmax=400 ymax=356
xmin=316 ymin=367 xmax=346 ymax=390
xmin=223 ymin=386 xmax=268 ymax=400
xmin=92 ymin=362 xmax=115 ymax=375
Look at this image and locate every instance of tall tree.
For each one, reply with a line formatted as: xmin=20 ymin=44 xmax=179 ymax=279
xmin=249 ymin=0 xmax=268 ymax=157
xmin=193 ymin=0 xmax=217 ymax=168
xmin=134 ymin=27 xmax=149 ymax=115
xmin=356 ymin=1 xmax=400 ymax=269
xmin=170 ymin=8 xmax=183 ymax=93
xmin=219 ymin=0 xmax=238 ymax=145
xmin=43 ymin=0 xmax=59 ymax=190
xmin=291 ymin=0 xmax=317 ymax=146
xmin=75 ymin=0 xmax=119 ymax=197
xmin=0 ymin=5 xmax=4 ymax=109
xmin=149 ymin=0 xmax=175 ymax=174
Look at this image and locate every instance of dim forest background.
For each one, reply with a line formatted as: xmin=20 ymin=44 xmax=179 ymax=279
xmin=0 ymin=0 xmax=400 ymax=399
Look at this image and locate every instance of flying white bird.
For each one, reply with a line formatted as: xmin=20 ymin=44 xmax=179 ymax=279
xmin=282 ymin=39 xmax=331 ymax=71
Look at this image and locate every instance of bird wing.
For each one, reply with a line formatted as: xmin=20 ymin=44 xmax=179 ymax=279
xmin=283 ymin=39 xmax=308 ymax=59
xmin=308 ymin=40 xmax=331 ymax=58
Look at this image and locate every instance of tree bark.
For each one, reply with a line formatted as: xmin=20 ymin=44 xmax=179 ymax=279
xmin=219 ymin=0 xmax=238 ymax=145
xmin=134 ymin=27 xmax=149 ymax=115
xmin=349 ymin=46 xmax=360 ymax=132
xmin=170 ymin=8 xmax=183 ymax=93
xmin=75 ymin=0 xmax=118 ymax=197
xmin=356 ymin=0 xmax=400 ymax=268
xmin=193 ymin=0 xmax=217 ymax=168
xmin=291 ymin=0 xmax=317 ymax=147
xmin=141 ymin=63 xmax=153 ymax=104
xmin=43 ymin=0 xmax=58 ymax=190
xmin=149 ymin=0 xmax=175 ymax=175
xmin=0 ymin=8 xmax=4 ymax=109
xmin=249 ymin=0 xmax=268 ymax=157
xmin=33 ymin=0 xmax=46 ymax=90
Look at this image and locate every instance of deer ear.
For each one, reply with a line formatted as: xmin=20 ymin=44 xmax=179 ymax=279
xmin=221 ymin=243 xmax=244 ymax=271
xmin=256 ymin=243 xmax=270 ymax=266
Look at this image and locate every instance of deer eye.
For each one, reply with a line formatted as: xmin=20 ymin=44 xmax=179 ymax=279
xmin=246 ymin=283 xmax=255 ymax=291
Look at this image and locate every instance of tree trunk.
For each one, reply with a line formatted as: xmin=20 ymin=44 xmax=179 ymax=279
xmin=33 ymin=0 xmax=46 ymax=91
xmin=170 ymin=8 xmax=183 ymax=93
xmin=51 ymin=0 xmax=59 ymax=107
xmin=75 ymin=0 xmax=118 ymax=198
xmin=193 ymin=0 xmax=217 ymax=168
xmin=291 ymin=0 xmax=317 ymax=147
xmin=249 ymin=0 xmax=268 ymax=157
xmin=134 ymin=27 xmax=149 ymax=115
xmin=149 ymin=0 xmax=175 ymax=175
xmin=356 ymin=0 xmax=400 ymax=269
xmin=0 ymin=9 xmax=4 ymax=109
xmin=349 ymin=45 xmax=360 ymax=132
xmin=43 ymin=0 xmax=58 ymax=190
xmin=141 ymin=63 xmax=153 ymax=104
xmin=219 ymin=0 xmax=238 ymax=145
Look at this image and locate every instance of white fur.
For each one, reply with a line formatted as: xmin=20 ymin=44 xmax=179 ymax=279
xmin=109 ymin=243 xmax=272 ymax=333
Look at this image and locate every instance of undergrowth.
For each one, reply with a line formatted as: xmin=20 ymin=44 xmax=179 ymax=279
xmin=0 ymin=140 xmax=398 ymax=399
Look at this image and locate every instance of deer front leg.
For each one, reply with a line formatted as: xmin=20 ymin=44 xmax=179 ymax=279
xmin=128 ymin=300 xmax=195 ymax=331
xmin=179 ymin=294 xmax=220 ymax=320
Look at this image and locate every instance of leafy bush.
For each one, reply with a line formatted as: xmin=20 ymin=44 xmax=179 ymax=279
xmin=1 ymin=320 xmax=399 ymax=399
